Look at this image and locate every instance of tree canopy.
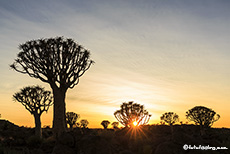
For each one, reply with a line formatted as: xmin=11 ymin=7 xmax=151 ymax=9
xmin=66 ymin=112 xmax=80 ymax=129
xmin=10 ymin=37 xmax=94 ymax=90
xmin=160 ymin=112 xmax=179 ymax=126
xmin=80 ymin=119 xmax=89 ymax=128
xmin=111 ymin=122 xmax=119 ymax=129
xmin=101 ymin=120 xmax=110 ymax=129
xmin=186 ymin=106 xmax=220 ymax=128
xmin=13 ymin=85 xmax=53 ymax=115
xmin=114 ymin=101 xmax=151 ymax=127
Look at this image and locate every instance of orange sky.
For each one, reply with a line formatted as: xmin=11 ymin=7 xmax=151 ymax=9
xmin=1 ymin=68 xmax=229 ymax=128
xmin=0 ymin=0 xmax=230 ymax=129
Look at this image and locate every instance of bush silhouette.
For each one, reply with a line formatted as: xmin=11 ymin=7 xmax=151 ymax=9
xmin=10 ymin=37 xmax=94 ymax=137
xmin=160 ymin=112 xmax=179 ymax=126
xmin=13 ymin=85 xmax=52 ymax=138
xmin=66 ymin=112 xmax=80 ymax=129
xmin=111 ymin=122 xmax=119 ymax=129
xmin=114 ymin=101 xmax=151 ymax=127
xmin=101 ymin=120 xmax=110 ymax=129
xmin=186 ymin=106 xmax=220 ymax=128
xmin=80 ymin=119 xmax=89 ymax=128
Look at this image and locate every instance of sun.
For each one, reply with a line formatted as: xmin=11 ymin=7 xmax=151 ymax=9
xmin=133 ymin=121 xmax=138 ymax=126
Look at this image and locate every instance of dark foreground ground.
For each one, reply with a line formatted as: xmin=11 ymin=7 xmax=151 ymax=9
xmin=0 ymin=120 xmax=229 ymax=154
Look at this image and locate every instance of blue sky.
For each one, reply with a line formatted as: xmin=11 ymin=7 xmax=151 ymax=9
xmin=0 ymin=0 xmax=230 ymax=128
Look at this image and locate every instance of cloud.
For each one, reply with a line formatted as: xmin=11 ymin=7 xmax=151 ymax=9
xmin=0 ymin=0 xmax=230 ymax=127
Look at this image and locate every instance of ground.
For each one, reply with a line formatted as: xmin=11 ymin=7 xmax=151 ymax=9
xmin=0 ymin=120 xmax=229 ymax=154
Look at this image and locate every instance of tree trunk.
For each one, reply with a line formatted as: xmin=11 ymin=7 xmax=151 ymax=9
xmin=52 ymin=87 xmax=67 ymax=138
xmin=34 ymin=113 xmax=42 ymax=139
xmin=200 ymin=126 xmax=206 ymax=136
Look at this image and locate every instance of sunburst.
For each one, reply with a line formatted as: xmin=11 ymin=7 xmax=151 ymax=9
xmin=133 ymin=121 xmax=138 ymax=126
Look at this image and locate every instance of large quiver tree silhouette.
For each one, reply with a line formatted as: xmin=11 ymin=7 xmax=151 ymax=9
xmin=13 ymin=85 xmax=53 ymax=138
xmin=186 ymin=106 xmax=220 ymax=128
xmin=10 ymin=37 xmax=94 ymax=137
xmin=114 ymin=101 xmax=151 ymax=127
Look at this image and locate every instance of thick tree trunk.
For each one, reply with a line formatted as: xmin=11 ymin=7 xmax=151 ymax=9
xmin=34 ymin=113 xmax=42 ymax=139
xmin=52 ymin=87 xmax=67 ymax=138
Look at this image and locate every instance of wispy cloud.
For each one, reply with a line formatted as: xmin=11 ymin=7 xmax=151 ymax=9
xmin=0 ymin=0 xmax=230 ymax=127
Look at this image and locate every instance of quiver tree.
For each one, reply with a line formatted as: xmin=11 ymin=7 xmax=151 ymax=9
xmin=13 ymin=85 xmax=53 ymax=138
xmin=114 ymin=101 xmax=151 ymax=127
xmin=101 ymin=120 xmax=110 ymax=129
xmin=80 ymin=119 xmax=89 ymax=128
xmin=160 ymin=112 xmax=179 ymax=133
xmin=160 ymin=112 xmax=179 ymax=126
xmin=186 ymin=106 xmax=220 ymax=129
xmin=66 ymin=112 xmax=80 ymax=129
xmin=111 ymin=122 xmax=119 ymax=129
xmin=10 ymin=37 xmax=94 ymax=137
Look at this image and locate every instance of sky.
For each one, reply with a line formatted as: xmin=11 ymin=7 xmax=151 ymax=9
xmin=0 ymin=0 xmax=230 ymax=128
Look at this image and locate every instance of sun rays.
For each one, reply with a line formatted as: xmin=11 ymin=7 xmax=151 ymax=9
xmin=133 ymin=121 xmax=138 ymax=127
xmin=123 ymin=124 xmax=150 ymax=142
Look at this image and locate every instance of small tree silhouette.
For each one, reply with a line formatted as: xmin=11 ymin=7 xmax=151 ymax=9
xmin=10 ymin=37 xmax=94 ymax=137
xmin=13 ymin=85 xmax=53 ymax=138
xmin=160 ymin=112 xmax=179 ymax=133
xmin=111 ymin=122 xmax=119 ymax=129
xmin=66 ymin=112 xmax=80 ymax=129
xmin=114 ymin=101 xmax=151 ymax=127
xmin=101 ymin=120 xmax=110 ymax=129
xmin=160 ymin=112 xmax=179 ymax=126
xmin=80 ymin=119 xmax=89 ymax=128
xmin=186 ymin=106 xmax=220 ymax=128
